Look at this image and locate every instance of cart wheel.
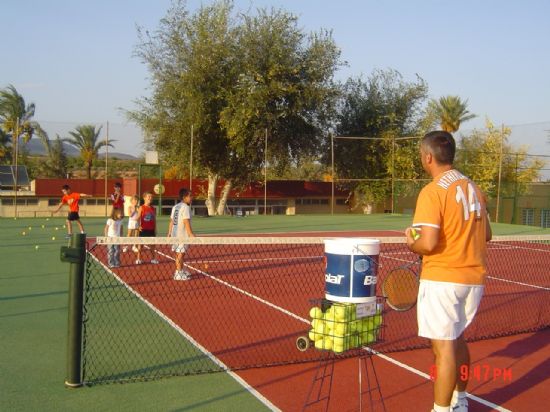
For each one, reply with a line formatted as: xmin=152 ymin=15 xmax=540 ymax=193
xmin=296 ymin=336 xmax=311 ymax=352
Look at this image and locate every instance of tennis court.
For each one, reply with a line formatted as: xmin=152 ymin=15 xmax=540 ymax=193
xmin=2 ymin=215 xmax=549 ymax=411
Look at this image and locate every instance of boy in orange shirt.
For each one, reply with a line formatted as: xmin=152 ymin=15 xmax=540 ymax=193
xmin=406 ymin=131 xmax=492 ymax=412
xmin=53 ymin=184 xmax=90 ymax=238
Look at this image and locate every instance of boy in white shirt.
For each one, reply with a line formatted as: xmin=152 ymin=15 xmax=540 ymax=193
xmin=167 ymin=188 xmax=195 ymax=280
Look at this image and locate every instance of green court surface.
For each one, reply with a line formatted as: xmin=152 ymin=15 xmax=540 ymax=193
xmin=1 ymin=214 xmax=548 ymax=411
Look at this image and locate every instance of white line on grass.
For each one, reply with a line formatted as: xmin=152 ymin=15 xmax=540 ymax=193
xmin=87 ymin=252 xmax=281 ymax=412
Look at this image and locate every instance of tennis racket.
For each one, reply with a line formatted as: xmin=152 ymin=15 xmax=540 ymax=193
xmin=382 ymin=257 xmax=422 ymax=311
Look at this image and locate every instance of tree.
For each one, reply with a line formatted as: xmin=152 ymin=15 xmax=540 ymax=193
xmin=42 ymin=135 xmax=69 ymax=178
xmin=429 ymin=95 xmax=475 ymax=133
xmin=130 ymin=0 xmax=341 ymax=215
xmin=64 ymin=125 xmax=112 ymax=179
xmin=334 ymin=70 xmax=429 ymax=210
xmin=455 ymin=119 xmax=544 ymax=199
xmin=0 ymin=85 xmax=49 ymax=164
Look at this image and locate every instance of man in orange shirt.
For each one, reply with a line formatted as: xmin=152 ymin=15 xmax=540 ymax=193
xmin=53 ymin=184 xmax=89 ymax=239
xmin=405 ymin=131 xmax=492 ymax=412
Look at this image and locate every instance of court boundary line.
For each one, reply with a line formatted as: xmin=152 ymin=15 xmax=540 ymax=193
xmin=86 ymin=252 xmax=281 ymax=412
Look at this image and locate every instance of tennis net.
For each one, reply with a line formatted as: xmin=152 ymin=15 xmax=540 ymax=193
xmin=81 ymin=235 xmax=550 ymax=384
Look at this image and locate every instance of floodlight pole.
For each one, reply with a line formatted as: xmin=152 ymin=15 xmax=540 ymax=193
xmin=14 ymin=118 xmax=19 ymax=218
xmin=331 ymin=133 xmax=334 ymax=215
xmin=495 ymin=124 xmax=504 ymax=223
xmin=104 ymin=121 xmax=109 ymax=217
xmin=189 ymin=124 xmax=193 ymax=190
xmin=264 ymin=128 xmax=268 ymax=215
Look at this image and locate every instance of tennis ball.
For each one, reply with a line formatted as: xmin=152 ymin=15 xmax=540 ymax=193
xmin=313 ymin=321 xmax=327 ymax=335
xmin=35 ymin=245 xmax=39 ymax=250
xmin=324 ymin=320 xmax=335 ymax=332
xmin=22 ymin=231 xmax=26 ymax=236
xmin=334 ymin=306 xmax=347 ymax=321
xmin=373 ymin=313 xmax=382 ymax=327
xmin=323 ymin=307 xmax=336 ymax=322
xmin=41 ymin=225 xmax=45 ymax=229
xmin=411 ymin=227 xmax=420 ymax=240
xmin=309 ymin=329 xmax=323 ymax=342
xmin=46 ymin=218 xmax=50 ymax=221
xmin=62 ymin=225 xmax=66 ymax=229
xmin=322 ymin=337 xmax=333 ymax=351
xmin=333 ymin=322 xmax=348 ymax=336
xmin=314 ymin=339 xmax=325 ymax=350
xmin=309 ymin=307 xmax=322 ymax=319
xmin=55 ymin=227 xmax=59 ymax=231
xmin=51 ymin=236 xmax=56 ymax=241
xmin=333 ymin=343 xmax=345 ymax=354
xmin=28 ymin=226 xmax=32 ymax=230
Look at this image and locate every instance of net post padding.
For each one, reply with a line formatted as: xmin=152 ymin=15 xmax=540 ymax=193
xmin=82 ymin=235 xmax=550 ymax=384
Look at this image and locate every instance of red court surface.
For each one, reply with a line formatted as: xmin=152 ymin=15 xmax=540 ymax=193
xmin=89 ymin=230 xmax=549 ymax=411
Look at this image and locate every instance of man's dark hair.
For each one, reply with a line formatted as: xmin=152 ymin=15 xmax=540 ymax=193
xmin=62 ymin=184 xmax=70 ymax=190
xmin=114 ymin=182 xmax=122 ymax=188
xmin=178 ymin=188 xmax=190 ymax=201
xmin=422 ymin=131 xmax=456 ymax=165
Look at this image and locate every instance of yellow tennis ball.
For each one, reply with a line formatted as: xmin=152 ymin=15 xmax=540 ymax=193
xmin=309 ymin=307 xmax=322 ymax=319
xmin=28 ymin=226 xmax=32 ymax=230
xmin=411 ymin=227 xmax=420 ymax=240
xmin=52 ymin=236 xmax=56 ymax=241
xmin=41 ymin=225 xmax=45 ymax=229
xmin=35 ymin=245 xmax=39 ymax=250
xmin=333 ymin=322 xmax=347 ymax=336
xmin=55 ymin=227 xmax=59 ymax=231
xmin=322 ymin=337 xmax=333 ymax=351
xmin=22 ymin=231 xmax=26 ymax=236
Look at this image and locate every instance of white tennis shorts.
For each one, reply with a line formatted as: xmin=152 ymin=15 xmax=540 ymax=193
xmin=417 ymin=280 xmax=484 ymax=340
xmin=128 ymin=220 xmax=139 ymax=230
xmin=171 ymin=244 xmax=188 ymax=254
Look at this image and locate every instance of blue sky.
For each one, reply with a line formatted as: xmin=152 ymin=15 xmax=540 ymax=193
xmin=1 ymin=0 xmax=549 ymax=156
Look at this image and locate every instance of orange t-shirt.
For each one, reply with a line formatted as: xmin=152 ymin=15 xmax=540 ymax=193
xmin=62 ymin=192 xmax=81 ymax=213
xmin=413 ymin=169 xmax=489 ymax=285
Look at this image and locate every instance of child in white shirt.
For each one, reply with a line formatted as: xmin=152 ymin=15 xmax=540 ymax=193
xmin=105 ymin=208 xmax=124 ymax=268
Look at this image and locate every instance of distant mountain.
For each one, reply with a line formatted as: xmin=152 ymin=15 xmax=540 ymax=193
xmin=22 ymin=138 xmax=138 ymax=160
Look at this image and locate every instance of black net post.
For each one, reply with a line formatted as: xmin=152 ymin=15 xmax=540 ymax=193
xmin=60 ymin=233 xmax=87 ymax=388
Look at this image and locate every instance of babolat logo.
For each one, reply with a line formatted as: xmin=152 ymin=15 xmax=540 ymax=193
xmin=325 ymin=273 xmax=345 ymax=284
xmin=363 ymin=275 xmax=378 ymax=286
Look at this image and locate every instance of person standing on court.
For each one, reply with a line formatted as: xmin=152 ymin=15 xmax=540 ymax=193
xmin=110 ymin=182 xmax=124 ymax=214
xmin=167 ymin=188 xmax=196 ymax=280
xmin=405 ymin=131 xmax=492 ymax=412
xmin=53 ymin=184 xmax=90 ymax=239
xmin=135 ymin=191 xmax=159 ymax=265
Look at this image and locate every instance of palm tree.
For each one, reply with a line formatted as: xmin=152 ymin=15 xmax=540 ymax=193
xmin=64 ymin=124 xmax=113 ymax=178
xmin=430 ymin=95 xmax=476 ymax=133
xmin=0 ymin=85 xmax=49 ymax=163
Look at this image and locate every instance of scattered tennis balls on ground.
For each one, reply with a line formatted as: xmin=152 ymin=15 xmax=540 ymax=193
xmin=52 ymin=236 xmax=56 ymax=241
xmin=22 ymin=231 xmax=26 ymax=236
xmin=35 ymin=245 xmax=39 ymax=250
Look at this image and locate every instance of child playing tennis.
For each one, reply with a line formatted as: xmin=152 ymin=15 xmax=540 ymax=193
xmin=135 ymin=191 xmax=158 ymax=265
xmin=53 ymin=184 xmax=89 ymax=239
xmin=123 ymin=195 xmax=140 ymax=253
xmin=167 ymin=188 xmax=195 ymax=280
xmin=104 ymin=207 xmax=124 ymax=268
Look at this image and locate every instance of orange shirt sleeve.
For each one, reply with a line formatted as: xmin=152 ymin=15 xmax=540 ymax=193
xmin=412 ymin=184 xmax=441 ymax=229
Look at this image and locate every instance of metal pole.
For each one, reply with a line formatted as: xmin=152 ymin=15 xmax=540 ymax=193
xmin=104 ymin=122 xmax=109 ymax=217
xmin=189 ymin=124 xmax=193 ymax=190
xmin=14 ymin=118 xmax=19 ymax=218
xmin=264 ymin=128 xmax=267 ymax=215
xmin=331 ymin=133 xmax=334 ymax=215
xmin=158 ymin=165 xmax=162 ymax=217
xmin=495 ymin=124 xmax=504 ymax=223
xmin=63 ymin=233 xmax=86 ymax=388
xmin=391 ymin=135 xmax=395 ymax=214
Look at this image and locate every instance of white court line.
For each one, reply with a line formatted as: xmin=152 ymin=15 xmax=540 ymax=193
xmin=487 ymin=275 xmax=550 ymax=291
xmin=151 ymin=248 xmax=509 ymax=411
xmin=87 ymin=252 xmax=281 ymax=412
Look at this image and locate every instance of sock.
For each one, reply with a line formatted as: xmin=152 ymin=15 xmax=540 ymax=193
xmin=452 ymin=390 xmax=467 ymax=405
xmin=433 ymin=403 xmax=450 ymax=412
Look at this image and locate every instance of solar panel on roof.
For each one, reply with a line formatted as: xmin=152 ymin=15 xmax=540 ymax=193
xmin=0 ymin=165 xmax=30 ymax=188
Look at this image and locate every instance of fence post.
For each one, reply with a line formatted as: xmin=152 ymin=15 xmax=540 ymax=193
xmin=60 ymin=233 xmax=87 ymax=388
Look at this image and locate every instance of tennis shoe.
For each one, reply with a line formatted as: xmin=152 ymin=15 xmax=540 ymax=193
xmin=122 ymin=247 xmax=128 ymax=252
xmin=451 ymin=399 xmax=468 ymax=412
xmin=150 ymin=259 xmax=159 ymax=264
xmin=135 ymin=259 xmax=142 ymax=265
xmin=173 ymin=271 xmax=190 ymax=281
xmin=132 ymin=246 xmax=139 ymax=252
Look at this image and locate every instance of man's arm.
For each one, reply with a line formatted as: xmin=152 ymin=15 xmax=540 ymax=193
xmin=53 ymin=200 xmax=64 ymax=213
xmin=485 ymin=212 xmax=492 ymax=242
xmin=406 ymin=225 xmax=439 ymax=255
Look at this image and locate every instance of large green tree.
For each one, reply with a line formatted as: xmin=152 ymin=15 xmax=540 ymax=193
xmin=334 ymin=70 xmax=429 ymax=210
xmin=429 ymin=95 xmax=475 ymax=133
xmin=0 ymin=85 xmax=48 ymax=164
xmin=130 ymin=0 xmax=341 ymax=215
xmin=64 ymin=125 xmax=112 ymax=179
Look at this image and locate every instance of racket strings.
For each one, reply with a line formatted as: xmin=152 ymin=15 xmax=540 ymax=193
xmin=383 ymin=269 xmax=418 ymax=311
